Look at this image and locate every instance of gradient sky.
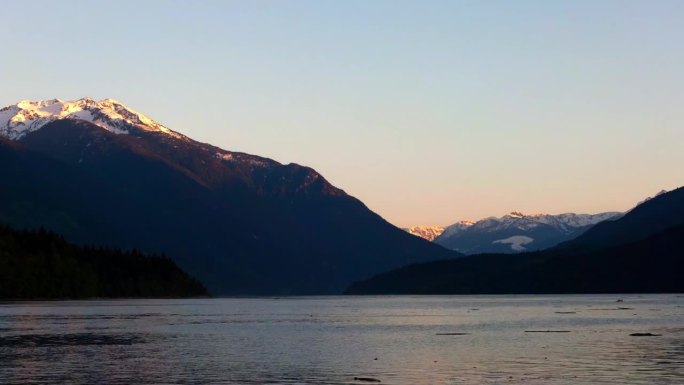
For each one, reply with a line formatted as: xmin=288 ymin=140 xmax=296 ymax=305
xmin=2 ymin=1 xmax=683 ymax=227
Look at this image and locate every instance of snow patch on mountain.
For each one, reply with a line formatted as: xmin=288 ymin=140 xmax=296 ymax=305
xmin=216 ymin=152 xmax=234 ymax=161
xmin=0 ymin=98 xmax=184 ymax=140
xmin=492 ymin=235 xmax=534 ymax=252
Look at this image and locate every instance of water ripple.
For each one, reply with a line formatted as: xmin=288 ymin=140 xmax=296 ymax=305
xmin=0 ymin=295 xmax=682 ymax=384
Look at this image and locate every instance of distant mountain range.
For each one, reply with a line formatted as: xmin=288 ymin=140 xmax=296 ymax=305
xmin=0 ymin=98 xmax=457 ymax=295
xmin=432 ymin=212 xmax=623 ymax=254
xmin=346 ymin=187 xmax=684 ymax=294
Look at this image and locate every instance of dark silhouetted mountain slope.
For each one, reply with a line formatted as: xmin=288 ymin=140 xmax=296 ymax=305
xmin=557 ymin=187 xmax=684 ymax=250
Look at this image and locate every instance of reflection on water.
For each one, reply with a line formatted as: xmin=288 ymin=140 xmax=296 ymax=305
xmin=0 ymin=333 xmax=147 ymax=347
xmin=0 ymin=295 xmax=682 ymax=384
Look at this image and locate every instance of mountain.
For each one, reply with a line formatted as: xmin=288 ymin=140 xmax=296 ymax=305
xmin=434 ymin=212 xmax=622 ymax=254
xmin=0 ymin=98 xmax=457 ymax=295
xmin=403 ymin=226 xmax=444 ymax=241
xmin=557 ymin=187 xmax=684 ymax=250
xmin=0 ymin=225 xmax=207 ymax=299
xmin=345 ymin=223 xmax=684 ymax=295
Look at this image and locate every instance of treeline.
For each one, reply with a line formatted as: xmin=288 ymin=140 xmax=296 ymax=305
xmin=0 ymin=225 xmax=208 ymax=299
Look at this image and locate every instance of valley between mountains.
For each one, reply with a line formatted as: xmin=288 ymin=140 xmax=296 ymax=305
xmin=1 ymin=98 xmax=682 ymax=297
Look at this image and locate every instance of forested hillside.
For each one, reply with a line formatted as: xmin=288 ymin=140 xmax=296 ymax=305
xmin=0 ymin=225 xmax=207 ymax=299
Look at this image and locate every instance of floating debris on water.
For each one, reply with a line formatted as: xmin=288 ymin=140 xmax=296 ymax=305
xmin=525 ymin=330 xmax=571 ymax=333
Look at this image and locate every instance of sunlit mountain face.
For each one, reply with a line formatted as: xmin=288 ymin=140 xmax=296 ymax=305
xmin=403 ymin=226 xmax=445 ymax=241
xmin=0 ymin=98 xmax=458 ymax=295
xmin=0 ymin=97 xmax=181 ymax=139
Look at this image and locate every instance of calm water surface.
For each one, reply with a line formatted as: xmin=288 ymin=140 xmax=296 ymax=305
xmin=0 ymin=295 xmax=682 ymax=384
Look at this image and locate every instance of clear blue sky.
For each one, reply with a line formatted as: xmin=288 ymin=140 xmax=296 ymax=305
xmin=2 ymin=1 xmax=683 ymax=227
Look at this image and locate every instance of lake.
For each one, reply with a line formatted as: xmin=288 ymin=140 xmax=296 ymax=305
xmin=0 ymin=295 xmax=682 ymax=384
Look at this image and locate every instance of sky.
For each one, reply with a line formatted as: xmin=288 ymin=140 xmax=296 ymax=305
xmin=1 ymin=1 xmax=683 ymax=227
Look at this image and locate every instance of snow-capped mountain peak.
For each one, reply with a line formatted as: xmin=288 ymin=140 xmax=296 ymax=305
xmin=0 ymin=97 xmax=184 ymax=140
xmin=404 ymin=225 xmax=445 ymax=241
